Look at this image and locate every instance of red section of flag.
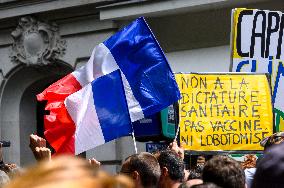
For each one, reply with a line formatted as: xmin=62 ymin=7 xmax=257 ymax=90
xmin=37 ymin=73 xmax=82 ymax=154
xmin=37 ymin=73 xmax=82 ymax=101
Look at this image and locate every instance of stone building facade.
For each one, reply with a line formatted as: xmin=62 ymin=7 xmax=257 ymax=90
xmin=0 ymin=0 xmax=283 ymax=173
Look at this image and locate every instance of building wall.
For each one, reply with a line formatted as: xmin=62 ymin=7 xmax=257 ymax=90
xmin=0 ymin=13 xmax=119 ymax=166
xmin=167 ymin=45 xmax=230 ymax=72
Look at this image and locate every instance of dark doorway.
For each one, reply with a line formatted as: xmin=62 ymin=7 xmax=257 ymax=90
xmin=19 ymin=64 xmax=73 ymax=165
xmin=36 ymin=100 xmax=47 ymax=138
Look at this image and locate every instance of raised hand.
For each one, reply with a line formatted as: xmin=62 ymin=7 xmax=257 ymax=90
xmin=29 ymin=134 xmax=46 ymax=152
xmin=33 ymin=147 xmax=51 ymax=161
xmin=88 ymin=158 xmax=101 ymax=170
xmin=168 ymin=141 xmax=185 ymax=160
xmin=29 ymin=134 xmax=51 ymax=161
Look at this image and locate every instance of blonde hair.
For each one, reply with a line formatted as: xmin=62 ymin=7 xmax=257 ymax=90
xmin=4 ymin=156 xmax=133 ymax=188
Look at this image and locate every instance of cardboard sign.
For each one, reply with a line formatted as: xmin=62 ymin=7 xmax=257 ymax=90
xmin=231 ymin=8 xmax=284 ymax=131
xmin=176 ymin=73 xmax=273 ymax=152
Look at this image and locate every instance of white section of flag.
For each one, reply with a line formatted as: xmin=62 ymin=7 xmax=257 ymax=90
xmin=71 ymin=43 xmax=144 ymax=122
xmin=65 ymin=84 xmax=105 ymax=155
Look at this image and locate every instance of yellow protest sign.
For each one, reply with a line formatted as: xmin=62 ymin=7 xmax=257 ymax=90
xmin=176 ymin=73 xmax=273 ymax=152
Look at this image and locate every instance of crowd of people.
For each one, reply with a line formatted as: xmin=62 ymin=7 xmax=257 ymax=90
xmin=0 ymin=132 xmax=284 ymax=188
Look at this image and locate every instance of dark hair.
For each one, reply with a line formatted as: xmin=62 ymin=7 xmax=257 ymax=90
xmin=188 ymin=164 xmax=204 ymax=180
xmin=252 ymin=142 xmax=284 ymax=188
xmin=124 ymin=152 xmax=161 ymax=187
xmin=157 ymin=150 xmax=184 ymax=182
xmin=202 ymin=155 xmax=245 ymax=188
xmin=191 ymin=182 xmax=221 ymax=188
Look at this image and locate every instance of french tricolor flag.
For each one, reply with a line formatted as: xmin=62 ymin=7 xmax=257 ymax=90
xmin=37 ymin=17 xmax=180 ymax=154
xmin=65 ymin=70 xmax=132 ymax=155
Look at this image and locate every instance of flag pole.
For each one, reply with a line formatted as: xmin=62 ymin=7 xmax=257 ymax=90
xmin=174 ymin=101 xmax=181 ymax=142
xmin=116 ymin=70 xmax=138 ymax=154
xmin=174 ymin=122 xmax=180 ymax=142
xmin=131 ymin=123 xmax=138 ymax=154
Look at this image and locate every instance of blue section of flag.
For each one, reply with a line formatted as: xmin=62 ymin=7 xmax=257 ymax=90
xmin=103 ymin=17 xmax=181 ymax=117
xmin=91 ymin=70 xmax=132 ymax=142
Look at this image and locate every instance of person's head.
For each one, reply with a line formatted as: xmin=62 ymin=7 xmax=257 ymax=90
xmin=202 ymin=155 xmax=245 ymax=188
xmin=252 ymin=142 xmax=284 ymax=188
xmin=0 ymin=170 xmax=9 ymax=188
xmin=188 ymin=164 xmax=204 ymax=180
xmin=5 ymin=156 xmax=134 ymax=188
xmin=241 ymin=154 xmax=257 ymax=169
xmin=197 ymin=156 xmax=206 ymax=166
xmin=178 ymin=179 xmax=203 ymax=188
xmin=120 ymin=152 xmax=160 ymax=188
xmin=96 ymin=171 xmax=135 ymax=188
xmin=190 ymin=182 xmax=221 ymax=188
xmin=156 ymin=149 xmax=184 ymax=188
xmin=4 ymin=156 xmax=97 ymax=188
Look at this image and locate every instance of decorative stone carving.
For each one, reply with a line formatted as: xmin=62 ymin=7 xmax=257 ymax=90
xmin=10 ymin=16 xmax=66 ymax=66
